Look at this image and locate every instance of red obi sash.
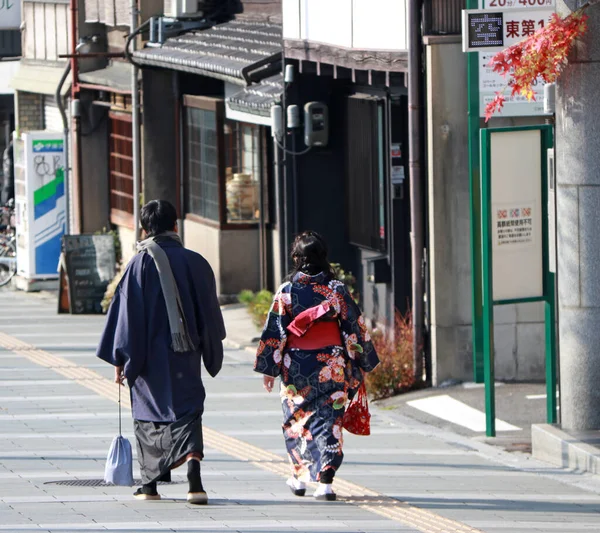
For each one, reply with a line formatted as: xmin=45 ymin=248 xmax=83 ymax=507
xmin=286 ymin=302 xmax=342 ymax=350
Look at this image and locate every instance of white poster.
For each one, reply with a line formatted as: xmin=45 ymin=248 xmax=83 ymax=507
xmin=493 ymin=204 xmax=535 ymax=248
xmin=489 ymin=129 xmax=543 ymax=301
xmin=0 ymin=0 xmax=21 ymax=29
xmin=391 ymin=166 xmax=405 ymax=184
xmin=479 ymin=52 xmax=545 ymax=117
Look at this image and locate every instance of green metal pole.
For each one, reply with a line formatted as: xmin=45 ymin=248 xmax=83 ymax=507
xmin=541 ymin=126 xmax=558 ymax=424
xmin=467 ymin=0 xmax=484 ymax=383
xmin=545 ymin=275 xmax=557 ymax=423
xmin=480 ymin=129 xmax=495 ymax=438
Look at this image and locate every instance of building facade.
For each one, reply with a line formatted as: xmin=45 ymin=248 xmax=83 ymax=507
xmin=5 ymin=0 xmax=552 ymax=387
xmin=281 ymin=0 xmax=412 ymax=338
xmin=130 ymin=1 xmax=283 ymax=297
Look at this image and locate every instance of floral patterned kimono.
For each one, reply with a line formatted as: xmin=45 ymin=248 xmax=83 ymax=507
xmin=254 ymin=271 xmax=379 ymax=482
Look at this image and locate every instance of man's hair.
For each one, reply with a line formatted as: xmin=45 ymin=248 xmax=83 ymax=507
xmin=140 ymin=200 xmax=178 ymax=237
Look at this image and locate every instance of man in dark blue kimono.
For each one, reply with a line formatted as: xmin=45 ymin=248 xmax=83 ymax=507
xmin=97 ymin=200 xmax=225 ymax=504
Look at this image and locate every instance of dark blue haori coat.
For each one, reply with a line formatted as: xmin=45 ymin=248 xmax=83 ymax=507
xmin=97 ymin=240 xmax=226 ymax=423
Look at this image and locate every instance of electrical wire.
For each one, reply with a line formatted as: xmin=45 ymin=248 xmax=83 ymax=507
xmin=123 ymin=0 xmax=232 ymax=68
xmin=273 ymin=135 xmax=312 ymax=157
xmin=124 ymin=18 xmax=151 ymax=67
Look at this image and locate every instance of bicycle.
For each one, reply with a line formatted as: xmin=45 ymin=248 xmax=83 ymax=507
xmin=0 ymin=199 xmax=16 ymax=287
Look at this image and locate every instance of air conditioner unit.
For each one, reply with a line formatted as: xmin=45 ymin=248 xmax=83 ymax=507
xmin=164 ymin=0 xmax=201 ymax=18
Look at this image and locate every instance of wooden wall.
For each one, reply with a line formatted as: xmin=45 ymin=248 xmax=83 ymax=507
xmin=23 ymin=1 xmax=71 ymax=62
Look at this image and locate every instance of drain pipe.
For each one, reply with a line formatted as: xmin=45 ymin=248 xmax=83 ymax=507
xmin=56 ymin=65 xmax=71 ymax=235
xmin=408 ymin=0 xmax=425 ymax=382
xmin=131 ymin=0 xmax=141 ymax=245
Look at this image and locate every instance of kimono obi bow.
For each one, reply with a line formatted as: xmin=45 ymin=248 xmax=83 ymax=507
xmin=286 ymin=302 xmax=342 ymax=350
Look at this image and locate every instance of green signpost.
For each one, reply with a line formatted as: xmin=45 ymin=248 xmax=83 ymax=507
xmin=465 ymin=0 xmax=559 ymax=435
xmin=480 ymin=126 xmax=557 ymax=437
xmin=467 ymin=0 xmax=484 ymax=385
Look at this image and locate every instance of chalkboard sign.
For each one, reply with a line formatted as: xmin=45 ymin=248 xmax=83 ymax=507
xmin=61 ymin=235 xmax=116 ymax=314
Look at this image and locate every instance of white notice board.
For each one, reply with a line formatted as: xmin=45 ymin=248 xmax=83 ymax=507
xmin=479 ymin=52 xmax=545 ymax=117
xmin=490 ymin=129 xmax=543 ymax=301
xmin=470 ymin=2 xmax=556 ymax=116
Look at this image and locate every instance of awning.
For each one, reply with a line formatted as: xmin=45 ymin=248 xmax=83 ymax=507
xmin=133 ymin=18 xmax=282 ymax=86
xmin=0 ymin=60 xmax=21 ymax=95
xmin=226 ymin=74 xmax=282 ymax=126
xmin=10 ymin=62 xmax=72 ymax=96
xmin=79 ymin=61 xmax=134 ymax=93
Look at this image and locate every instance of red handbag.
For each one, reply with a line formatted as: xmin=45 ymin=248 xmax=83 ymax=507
xmin=343 ymin=381 xmax=371 ymax=435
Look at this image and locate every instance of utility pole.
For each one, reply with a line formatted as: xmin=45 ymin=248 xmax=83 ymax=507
xmin=408 ymin=0 xmax=424 ymax=381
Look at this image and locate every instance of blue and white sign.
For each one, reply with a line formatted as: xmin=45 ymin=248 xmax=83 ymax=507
xmin=14 ymin=132 xmax=66 ymax=280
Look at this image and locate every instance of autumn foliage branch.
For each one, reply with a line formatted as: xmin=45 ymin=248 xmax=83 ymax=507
xmin=484 ymin=7 xmax=591 ymax=122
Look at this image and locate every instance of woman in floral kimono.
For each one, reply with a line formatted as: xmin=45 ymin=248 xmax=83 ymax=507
xmin=254 ymin=231 xmax=379 ymax=501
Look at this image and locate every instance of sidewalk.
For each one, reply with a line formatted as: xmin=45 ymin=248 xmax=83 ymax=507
xmin=219 ymin=303 xmax=261 ymax=353
xmin=2 ymin=289 xmax=600 ymax=532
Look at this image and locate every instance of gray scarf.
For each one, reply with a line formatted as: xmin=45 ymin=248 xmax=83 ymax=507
xmin=136 ymin=231 xmax=196 ymax=353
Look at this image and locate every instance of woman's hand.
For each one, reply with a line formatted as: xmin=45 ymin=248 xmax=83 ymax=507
xmin=115 ymin=366 xmax=125 ymax=385
xmin=263 ymin=375 xmax=275 ymax=393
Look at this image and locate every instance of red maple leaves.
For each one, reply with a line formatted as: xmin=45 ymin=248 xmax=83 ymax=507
xmin=484 ymin=10 xmax=589 ymax=122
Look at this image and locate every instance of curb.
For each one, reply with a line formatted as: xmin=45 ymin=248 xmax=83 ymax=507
xmin=532 ymin=423 xmax=600 ymax=475
xmin=371 ymin=405 xmax=600 ymax=495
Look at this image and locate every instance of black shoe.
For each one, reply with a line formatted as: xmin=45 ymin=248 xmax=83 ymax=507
xmin=187 ymin=458 xmax=207 ymax=505
xmin=133 ymin=483 xmax=161 ymax=501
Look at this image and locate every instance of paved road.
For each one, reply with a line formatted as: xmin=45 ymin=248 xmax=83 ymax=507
xmin=2 ymin=289 xmax=600 ymax=533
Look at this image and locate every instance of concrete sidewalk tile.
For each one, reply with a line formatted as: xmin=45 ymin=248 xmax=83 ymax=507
xmin=4 ymin=290 xmax=600 ymax=533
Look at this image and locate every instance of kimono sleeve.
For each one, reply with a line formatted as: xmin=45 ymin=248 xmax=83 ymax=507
xmin=96 ymin=260 xmax=147 ymax=384
xmin=336 ymin=283 xmax=380 ymax=373
xmin=254 ymin=283 xmax=292 ymax=377
xmin=196 ymin=260 xmax=225 ymax=378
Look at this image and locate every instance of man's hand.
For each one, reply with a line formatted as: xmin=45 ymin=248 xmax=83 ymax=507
xmin=115 ymin=366 xmax=125 ymax=385
xmin=263 ymin=375 xmax=275 ymax=393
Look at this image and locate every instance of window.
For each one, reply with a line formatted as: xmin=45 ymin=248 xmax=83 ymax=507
xmin=186 ymin=105 xmax=220 ymax=221
xmin=346 ymin=95 xmax=387 ymax=252
xmin=109 ymin=112 xmax=134 ymax=226
xmin=183 ymin=95 xmax=267 ymax=228
xmin=224 ymin=121 xmax=262 ymax=223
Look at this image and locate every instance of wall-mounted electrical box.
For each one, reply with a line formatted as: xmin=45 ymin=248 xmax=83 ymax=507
xmin=304 ymin=102 xmax=329 ymax=147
